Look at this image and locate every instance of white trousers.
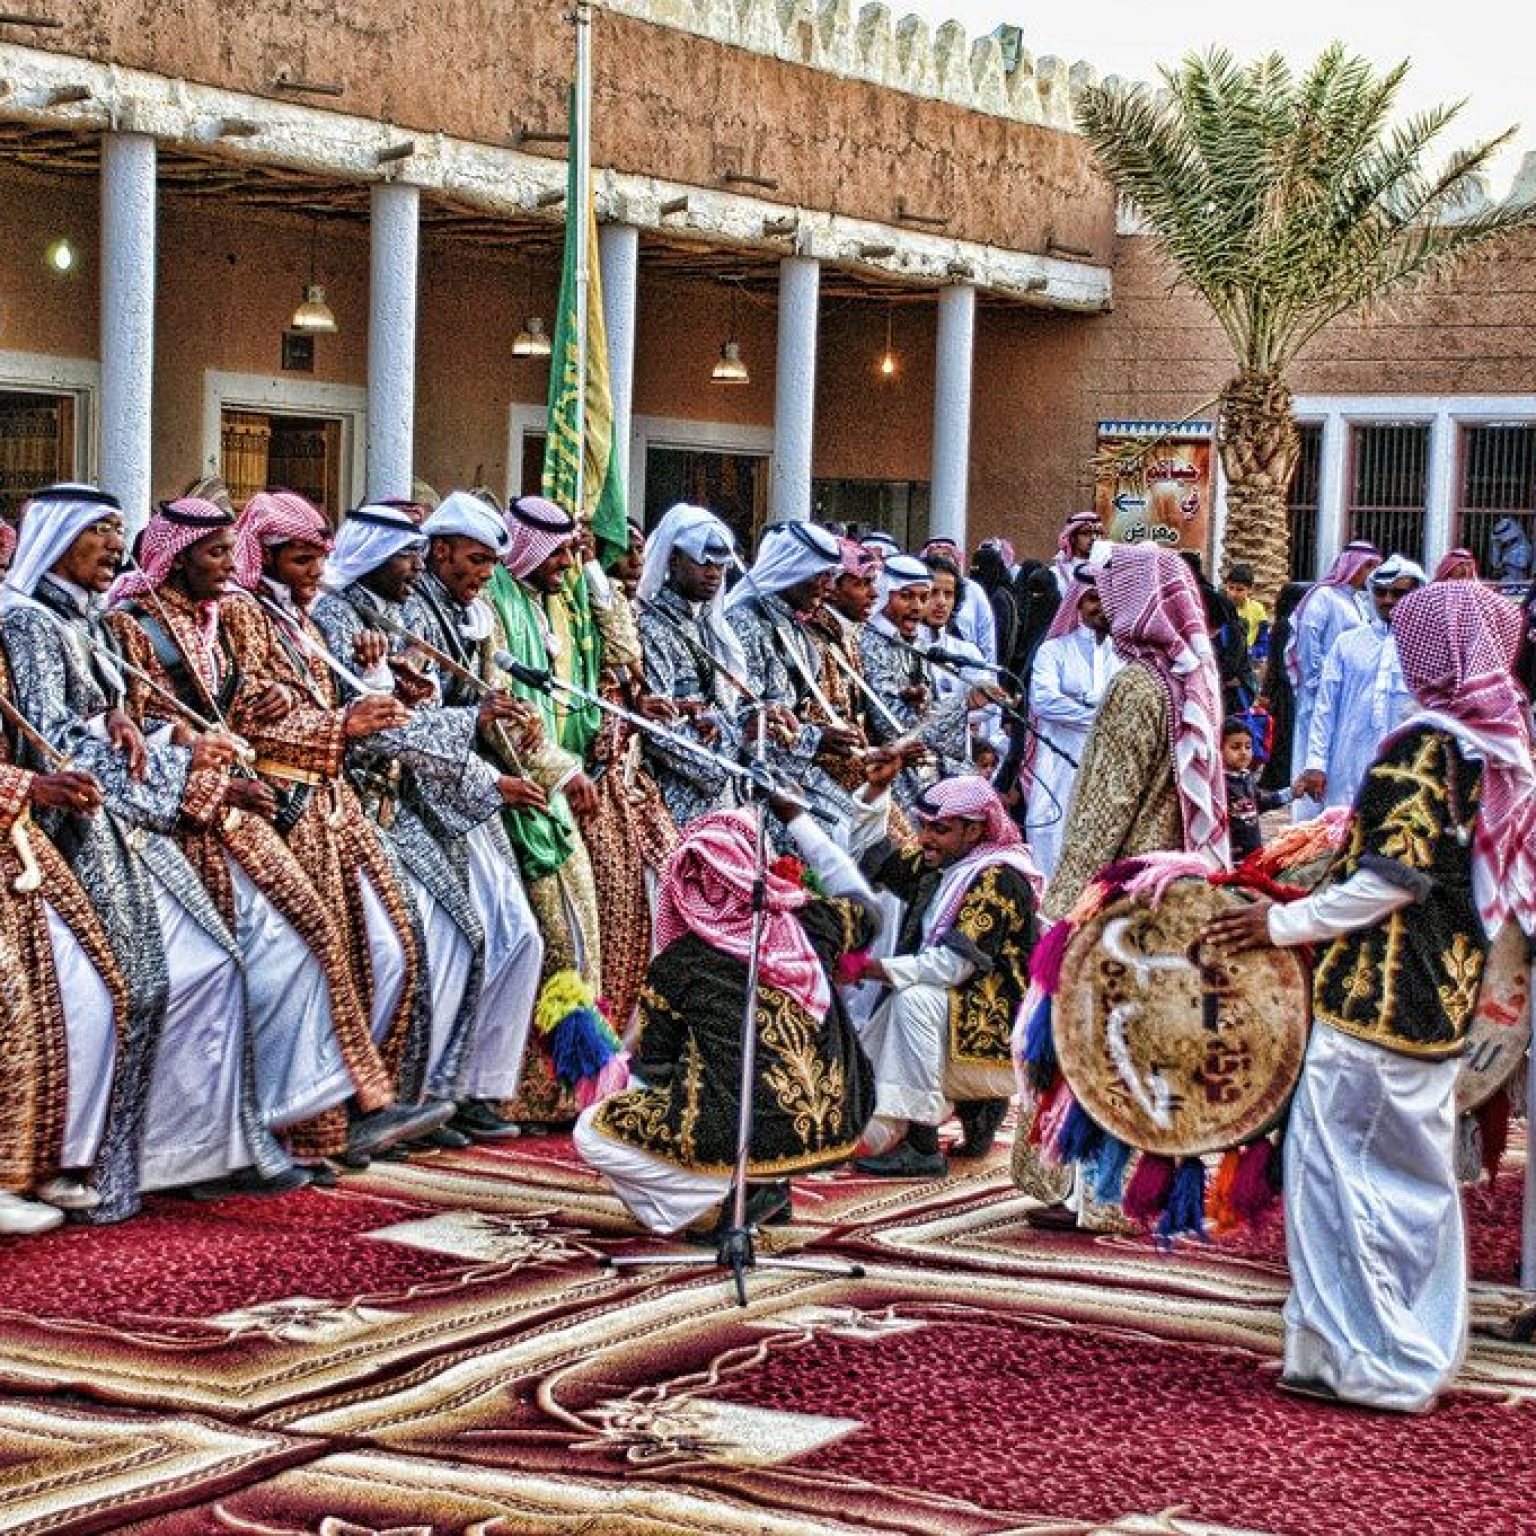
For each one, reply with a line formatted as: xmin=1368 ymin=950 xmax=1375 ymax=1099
xmin=457 ymin=822 xmax=544 ymax=1100
xmin=405 ymin=870 xmax=475 ymax=1092
xmin=574 ymin=1103 xmax=729 ymax=1236
xmin=139 ymin=872 xmax=256 ymax=1191
xmin=44 ymin=902 xmax=116 ymax=1170
xmin=1283 ymin=1023 xmax=1467 ymax=1411
xmin=361 ymin=869 xmax=411 ymax=1049
xmin=232 ymin=862 xmax=352 ymax=1132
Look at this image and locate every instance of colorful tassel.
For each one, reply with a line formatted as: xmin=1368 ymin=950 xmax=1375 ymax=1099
xmin=1156 ymin=1155 xmax=1207 ymax=1240
xmin=1476 ymin=1089 xmax=1512 ymax=1186
xmin=1205 ymin=1148 xmax=1242 ymax=1234
xmin=534 ymin=968 xmax=625 ymax=1095
xmin=1054 ymin=1098 xmax=1105 ymax=1165
xmin=1022 ymin=994 xmax=1057 ymax=1093
xmin=1035 ymin=1082 xmax=1077 ymax=1168
xmin=1230 ymin=1139 xmax=1280 ymax=1228
xmin=1092 ymin=1135 xmax=1134 ymax=1206
xmin=1029 ymin=922 xmax=1076 ymax=993
xmin=574 ymin=1052 xmax=631 ymax=1110
xmin=1027 ymin=1077 xmax=1065 ymax=1148
xmin=1122 ymin=1153 xmax=1176 ymax=1225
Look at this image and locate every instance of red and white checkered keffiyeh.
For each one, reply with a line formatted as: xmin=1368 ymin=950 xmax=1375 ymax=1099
xmin=0 ymin=519 xmax=15 ymax=570
xmin=837 ymin=537 xmax=881 ymax=577
xmin=1057 ymin=513 xmax=1099 ymax=560
xmin=111 ymin=498 xmax=233 ymax=605
xmin=1098 ymin=543 xmax=1228 ymax=867
xmin=652 ymin=808 xmax=830 ymax=1018
xmin=503 ymin=495 xmax=576 ymax=580
xmin=1433 ymin=547 xmax=1480 ymax=582
xmin=912 ymin=773 xmax=1046 ymax=938
xmin=233 ymin=491 xmax=332 ymax=591
xmin=1390 ymin=581 xmax=1536 ymax=938
xmin=1044 ymin=567 xmax=1092 ymax=640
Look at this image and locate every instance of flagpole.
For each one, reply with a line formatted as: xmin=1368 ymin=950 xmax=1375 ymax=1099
xmin=572 ymin=0 xmax=593 ymax=523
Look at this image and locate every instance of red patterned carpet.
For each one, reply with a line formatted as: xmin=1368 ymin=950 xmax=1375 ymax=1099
xmin=3 ymin=1126 xmax=1536 ymax=1535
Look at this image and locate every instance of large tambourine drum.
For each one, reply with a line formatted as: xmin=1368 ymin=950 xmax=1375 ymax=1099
xmin=1054 ymin=880 xmax=1310 ymax=1157
xmin=1456 ymin=919 xmax=1531 ymax=1114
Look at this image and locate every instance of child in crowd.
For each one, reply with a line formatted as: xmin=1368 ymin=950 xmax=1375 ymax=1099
xmin=1223 ymin=714 xmax=1292 ymax=860
xmin=1223 ymin=562 xmax=1270 ymax=655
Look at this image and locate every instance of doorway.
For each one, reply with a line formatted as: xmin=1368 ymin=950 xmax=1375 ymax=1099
xmin=0 ymin=389 xmax=78 ymax=522
xmin=219 ymin=409 xmax=344 ymax=519
xmin=643 ymin=446 xmax=769 ymax=552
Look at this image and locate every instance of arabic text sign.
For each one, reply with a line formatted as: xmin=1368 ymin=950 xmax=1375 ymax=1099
xmin=1095 ymin=421 xmax=1214 ymax=556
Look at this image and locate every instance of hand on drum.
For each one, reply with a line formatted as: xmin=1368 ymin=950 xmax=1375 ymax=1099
xmin=1201 ymin=896 xmax=1274 ymax=954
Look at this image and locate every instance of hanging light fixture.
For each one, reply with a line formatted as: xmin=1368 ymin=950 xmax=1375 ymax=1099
xmin=877 ymin=302 xmax=897 ymax=379
xmin=290 ymin=215 xmax=337 ymax=334
xmin=513 ymin=315 xmax=553 ymax=358
xmin=711 ymin=283 xmax=750 ymax=385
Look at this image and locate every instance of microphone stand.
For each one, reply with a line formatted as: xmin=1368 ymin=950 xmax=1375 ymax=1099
xmin=598 ymin=693 xmax=865 ymax=1304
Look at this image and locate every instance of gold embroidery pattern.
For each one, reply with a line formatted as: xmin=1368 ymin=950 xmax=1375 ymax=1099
xmin=1437 ymin=932 xmax=1485 ymax=1029
xmin=757 ymin=987 xmax=847 ymax=1150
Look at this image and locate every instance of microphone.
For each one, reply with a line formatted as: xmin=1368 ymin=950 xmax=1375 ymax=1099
xmin=492 ymin=649 xmax=553 ymax=692
xmin=925 ymin=644 xmax=977 ymax=669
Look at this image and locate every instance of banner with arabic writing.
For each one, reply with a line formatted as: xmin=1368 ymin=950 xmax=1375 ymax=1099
xmin=1094 ymin=420 xmax=1214 ymax=556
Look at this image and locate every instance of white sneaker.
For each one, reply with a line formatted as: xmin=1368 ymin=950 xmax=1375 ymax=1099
xmin=0 ymin=1191 xmax=65 ymax=1236
xmin=36 ymin=1176 xmax=101 ymax=1211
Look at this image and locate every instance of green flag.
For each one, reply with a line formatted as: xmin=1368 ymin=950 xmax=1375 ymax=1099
xmin=542 ymin=88 xmax=627 ymax=565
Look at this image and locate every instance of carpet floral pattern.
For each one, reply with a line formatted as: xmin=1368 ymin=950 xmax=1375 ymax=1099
xmin=3 ymin=1126 xmax=1536 ymax=1534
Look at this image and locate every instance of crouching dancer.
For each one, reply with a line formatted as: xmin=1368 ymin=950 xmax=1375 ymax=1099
xmin=1205 ymin=580 xmax=1522 ymax=1414
xmin=850 ymin=770 xmax=1042 ymax=1176
xmin=576 ymin=790 xmax=878 ymax=1237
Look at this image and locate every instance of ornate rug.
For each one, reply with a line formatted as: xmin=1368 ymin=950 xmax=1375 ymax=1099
xmin=4 ymin=1130 xmax=1536 ymax=1535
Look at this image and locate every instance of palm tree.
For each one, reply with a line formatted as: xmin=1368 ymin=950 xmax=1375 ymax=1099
xmin=1076 ymin=46 xmax=1536 ymax=593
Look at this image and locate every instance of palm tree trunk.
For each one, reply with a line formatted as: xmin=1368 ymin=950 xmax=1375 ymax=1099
xmin=1217 ymin=370 xmax=1300 ymax=600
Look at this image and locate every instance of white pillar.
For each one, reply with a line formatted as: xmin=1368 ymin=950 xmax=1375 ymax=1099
xmin=599 ymin=222 xmax=639 ymax=494
xmin=770 ymin=255 xmax=819 ymax=522
xmin=929 ymin=283 xmax=976 ymax=546
xmin=1424 ymin=410 xmax=1456 ymax=574
xmin=1314 ymin=411 xmax=1348 ymax=577
xmin=99 ymin=132 xmax=156 ymax=535
xmin=368 ymin=181 xmax=420 ymax=502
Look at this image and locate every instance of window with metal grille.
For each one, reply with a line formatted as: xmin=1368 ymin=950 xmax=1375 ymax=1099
xmin=1347 ymin=423 xmax=1429 ymax=562
xmin=1458 ymin=424 xmax=1536 ymax=586
xmin=1287 ymin=424 xmax=1322 ymax=581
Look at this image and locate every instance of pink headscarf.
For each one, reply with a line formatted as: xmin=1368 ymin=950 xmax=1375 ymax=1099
xmin=233 ymin=491 xmax=333 ymax=591
xmin=1391 ymin=582 xmax=1536 ymax=938
xmin=1044 ymin=567 xmax=1093 ymax=640
xmin=0 ymin=519 xmax=16 ymax=571
xmin=111 ymin=497 xmax=234 ymax=606
xmin=652 ymin=808 xmax=830 ymax=1017
xmin=1057 ymin=513 xmax=1099 ymax=559
xmin=912 ymin=773 xmax=1047 ymax=932
xmin=1098 ymin=544 xmax=1228 ymax=867
xmin=504 ymin=495 xmax=577 ymax=580
xmin=1284 ymin=540 xmax=1380 ymax=682
xmin=978 ymin=536 xmax=1016 ymax=568
xmin=837 ymin=537 xmax=880 ymax=578
xmin=1434 ymin=547 xmax=1480 ymax=582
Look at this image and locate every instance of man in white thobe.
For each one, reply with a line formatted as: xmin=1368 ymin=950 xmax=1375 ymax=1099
xmin=1297 ymin=555 xmax=1424 ymax=812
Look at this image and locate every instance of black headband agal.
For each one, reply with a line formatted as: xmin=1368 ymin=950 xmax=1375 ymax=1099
xmin=348 ymin=507 xmax=424 ymax=532
xmin=157 ymin=499 xmax=235 ymax=530
xmin=30 ymin=484 xmax=121 ymax=512
xmin=511 ymin=497 xmax=576 ymax=535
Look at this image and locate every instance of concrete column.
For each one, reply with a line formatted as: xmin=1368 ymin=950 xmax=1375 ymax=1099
xmin=1314 ymin=411 xmax=1348 ymax=577
xmin=99 ymin=132 xmax=156 ymax=535
xmin=599 ymin=221 xmax=639 ymax=494
xmin=367 ymin=181 xmax=420 ymax=502
xmin=770 ymin=255 xmax=819 ymax=522
xmin=1424 ymin=410 xmax=1457 ymax=574
xmin=929 ymin=283 xmax=976 ymax=546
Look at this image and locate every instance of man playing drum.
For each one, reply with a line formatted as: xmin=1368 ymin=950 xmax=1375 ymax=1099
xmin=1206 ymin=581 xmax=1528 ymax=1414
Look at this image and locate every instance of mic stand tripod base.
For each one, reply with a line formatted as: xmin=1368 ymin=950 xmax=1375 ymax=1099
xmin=602 ymin=1208 xmax=867 ymax=1309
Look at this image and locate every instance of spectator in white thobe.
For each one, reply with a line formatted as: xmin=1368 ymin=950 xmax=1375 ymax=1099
xmin=1296 ymin=555 xmax=1424 ymax=812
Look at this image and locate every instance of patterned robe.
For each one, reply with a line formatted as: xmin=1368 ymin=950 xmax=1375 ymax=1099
xmin=1 ymin=578 xmax=274 ymax=1219
xmin=858 ymin=624 xmax=970 ymax=769
xmin=636 ymin=585 xmax=737 ymax=828
xmin=593 ymin=895 xmax=877 ymax=1175
xmin=221 ymin=590 xmax=429 ymax=1144
xmin=1042 ymin=662 xmax=1183 ymax=922
xmin=0 ymin=694 xmax=126 ymax=1195
xmin=106 ymin=588 xmax=385 ymax=1125
xmin=860 ymin=839 xmax=1038 ymax=1069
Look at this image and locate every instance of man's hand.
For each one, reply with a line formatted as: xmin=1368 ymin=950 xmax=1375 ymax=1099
xmin=1293 ymin=769 xmax=1326 ymax=802
xmin=638 ymin=694 xmax=680 ymax=724
xmin=819 ymin=723 xmax=867 ymax=759
xmin=766 ymin=787 xmax=808 ymax=824
xmin=497 ymin=775 xmax=549 ymax=812
xmin=1201 ymin=897 xmax=1274 ymax=955
xmin=479 ymin=690 xmax=528 ymax=727
xmin=190 ymin=731 xmax=249 ymax=772
xmin=353 ymin=629 xmax=389 ymax=669
xmin=863 ymin=746 xmax=904 ymax=794
xmin=224 ymin=777 xmax=278 ymax=818
xmin=344 ymin=694 xmax=412 ymax=739
xmin=854 ymin=955 xmax=889 ymax=984
xmin=387 ymin=655 xmax=436 ymax=707
xmin=562 ymin=770 xmax=599 ymax=822
xmin=29 ymin=769 xmax=102 ymax=815
xmin=105 ymin=709 xmax=148 ymax=779
xmin=900 ymin=683 xmax=931 ymax=714
xmin=240 ymin=683 xmax=292 ymax=728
